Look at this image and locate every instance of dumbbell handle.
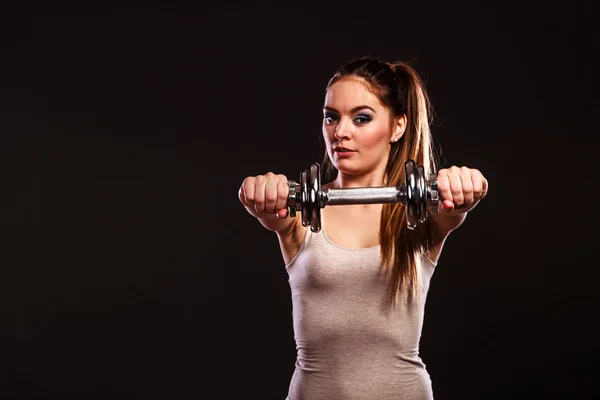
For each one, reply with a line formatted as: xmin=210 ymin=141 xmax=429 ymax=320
xmin=289 ymin=185 xmax=405 ymax=206
xmin=287 ymin=160 xmax=438 ymax=232
xmin=324 ymin=186 xmax=403 ymax=205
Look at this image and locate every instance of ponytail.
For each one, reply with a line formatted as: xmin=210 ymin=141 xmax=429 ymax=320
xmin=381 ymin=60 xmax=437 ymax=307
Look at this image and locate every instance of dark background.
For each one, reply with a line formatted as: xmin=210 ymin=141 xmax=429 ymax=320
xmin=0 ymin=2 xmax=596 ymax=399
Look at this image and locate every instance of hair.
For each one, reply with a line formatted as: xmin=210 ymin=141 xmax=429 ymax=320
xmin=321 ymin=56 xmax=439 ymax=307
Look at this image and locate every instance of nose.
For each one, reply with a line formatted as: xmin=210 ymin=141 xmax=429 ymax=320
xmin=334 ymin=117 xmax=352 ymax=140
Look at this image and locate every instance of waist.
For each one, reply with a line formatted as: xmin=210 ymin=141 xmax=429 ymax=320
xmin=294 ymin=340 xmax=425 ymax=372
xmin=288 ymin=361 xmax=432 ymax=400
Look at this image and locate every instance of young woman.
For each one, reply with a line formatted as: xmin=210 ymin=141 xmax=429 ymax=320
xmin=238 ymin=56 xmax=489 ymax=400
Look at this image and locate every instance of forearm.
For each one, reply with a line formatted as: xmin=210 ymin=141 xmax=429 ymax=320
xmin=244 ymin=205 xmax=296 ymax=233
xmin=428 ymin=212 xmax=467 ymax=246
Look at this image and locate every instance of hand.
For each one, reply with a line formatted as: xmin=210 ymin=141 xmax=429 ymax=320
xmin=435 ymin=166 xmax=488 ymax=215
xmin=239 ymin=172 xmax=290 ymax=219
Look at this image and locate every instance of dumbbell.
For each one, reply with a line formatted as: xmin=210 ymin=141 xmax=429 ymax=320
xmin=287 ymin=159 xmax=439 ymax=232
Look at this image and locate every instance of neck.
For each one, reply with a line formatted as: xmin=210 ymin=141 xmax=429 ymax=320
xmin=333 ymin=171 xmax=386 ymax=189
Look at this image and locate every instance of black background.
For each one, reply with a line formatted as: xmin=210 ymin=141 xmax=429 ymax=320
xmin=0 ymin=2 xmax=597 ymax=399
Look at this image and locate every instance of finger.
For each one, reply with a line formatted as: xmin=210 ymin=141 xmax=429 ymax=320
xmin=436 ymin=169 xmax=452 ymax=205
xmin=239 ymin=177 xmax=256 ymax=207
xmin=471 ymin=169 xmax=484 ymax=200
xmin=448 ymin=167 xmax=464 ymax=207
xmin=253 ymin=175 xmax=267 ymax=214
xmin=438 ymin=199 xmax=455 ymax=213
xmin=264 ymin=175 xmax=279 ymax=213
xmin=435 ymin=170 xmax=455 ymax=213
xmin=460 ymin=167 xmax=474 ymax=205
xmin=275 ymin=176 xmax=290 ymax=213
xmin=482 ymin=176 xmax=489 ymax=198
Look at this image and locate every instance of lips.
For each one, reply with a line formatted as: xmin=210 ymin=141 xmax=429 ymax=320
xmin=335 ymin=146 xmax=355 ymax=152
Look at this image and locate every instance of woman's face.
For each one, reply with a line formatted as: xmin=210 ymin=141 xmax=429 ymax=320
xmin=322 ymin=78 xmax=395 ymax=178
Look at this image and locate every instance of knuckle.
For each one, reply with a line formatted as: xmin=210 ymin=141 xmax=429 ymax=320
xmin=265 ymin=191 xmax=277 ymax=202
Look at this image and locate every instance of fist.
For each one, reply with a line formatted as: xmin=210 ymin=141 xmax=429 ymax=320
xmin=435 ymin=166 xmax=488 ymax=215
xmin=239 ymin=172 xmax=290 ymax=219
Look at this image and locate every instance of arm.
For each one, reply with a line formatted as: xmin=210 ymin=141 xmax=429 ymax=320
xmin=426 ymin=166 xmax=489 ymax=262
xmin=239 ymin=172 xmax=306 ymax=264
xmin=238 ymin=172 xmax=295 ymax=233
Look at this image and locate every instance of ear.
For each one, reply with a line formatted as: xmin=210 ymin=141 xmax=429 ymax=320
xmin=391 ymin=114 xmax=407 ymax=143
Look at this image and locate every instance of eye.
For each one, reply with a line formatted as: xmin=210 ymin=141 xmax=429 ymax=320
xmin=354 ymin=114 xmax=372 ymax=124
xmin=323 ymin=112 xmax=339 ymax=124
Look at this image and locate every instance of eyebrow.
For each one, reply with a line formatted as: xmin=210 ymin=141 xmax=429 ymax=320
xmin=323 ymin=105 xmax=376 ymax=113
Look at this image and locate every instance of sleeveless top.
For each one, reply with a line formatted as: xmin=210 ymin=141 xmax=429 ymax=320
xmin=284 ymin=223 xmax=437 ymax=400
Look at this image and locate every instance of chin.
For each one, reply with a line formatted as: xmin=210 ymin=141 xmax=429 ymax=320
xmin=333 ymin=160 xmax=359 ymax=175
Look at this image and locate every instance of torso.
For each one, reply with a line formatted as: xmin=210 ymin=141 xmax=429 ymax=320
xmin=320 ymin=204 xmax=381 ymax=248
xmin=278 ymin=203 xmax=382 ymax=265
xmin=283 ymin=215 xmax=437 ymax=400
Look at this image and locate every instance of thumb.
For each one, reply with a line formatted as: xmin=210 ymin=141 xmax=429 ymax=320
xmin=438 ymin=199 xmax=454 ymax=213
xmin=276 ymin=208 xmax=289 ymax=219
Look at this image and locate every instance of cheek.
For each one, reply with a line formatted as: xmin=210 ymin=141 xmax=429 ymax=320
xmin=360 ymin=126 xmax=390 ymax=150
xmin=322 ymin=127 xmax=334 ymax=150
xmin=323 ymin=124 xmax=337 ymax=141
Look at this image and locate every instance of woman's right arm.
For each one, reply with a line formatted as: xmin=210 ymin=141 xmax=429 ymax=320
xmin=238 ymin=172 xmax=294 ymax=233
xmin=238 ymin=172 xmax=305 ymax=264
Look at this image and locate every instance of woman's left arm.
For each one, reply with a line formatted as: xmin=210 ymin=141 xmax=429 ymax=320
xmin=426 ymin=166 xmax=489 ymax=262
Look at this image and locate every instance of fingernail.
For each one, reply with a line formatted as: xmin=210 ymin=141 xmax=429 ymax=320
xmin=444 ymin=200 xmax=453 ymax=209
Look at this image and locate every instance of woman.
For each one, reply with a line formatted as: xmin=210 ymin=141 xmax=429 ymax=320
xmin=238 ymin=56 xmax=489 ymax=400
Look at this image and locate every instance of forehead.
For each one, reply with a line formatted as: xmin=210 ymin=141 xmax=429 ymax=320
xmin=324 ymin=77 xmax=384 ymax=110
